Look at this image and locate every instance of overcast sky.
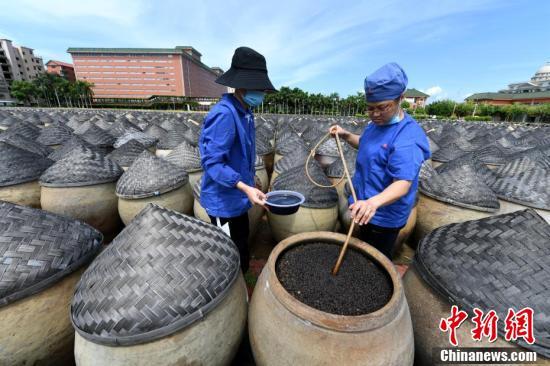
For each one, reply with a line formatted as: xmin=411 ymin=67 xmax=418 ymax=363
xmin=1 ymin=0 xmax=548 ymax=101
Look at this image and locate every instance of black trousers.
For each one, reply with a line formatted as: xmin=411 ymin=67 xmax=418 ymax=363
xmin=209 ymin=213 xmax=250 ymax=273
xmin=359 ymin=223 xmax=403 ymax=259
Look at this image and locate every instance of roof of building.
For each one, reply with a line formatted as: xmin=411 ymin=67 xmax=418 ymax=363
xmin=404 ymin=88 xmax=429 ymax=98
xmin=175 ymin=46 xmax=202 ymax=57
xmin=46 ymin=60 xmax=74 ymax=68
xmin=465 ymin=90 xmax=550 ymax=101
xmin=67 ymin=46 xmax=200 ymax=55
xmin=535 ymin=62 xmax=550 ymax=75
xmin=67 ymin=46 xmax=219 ymax=75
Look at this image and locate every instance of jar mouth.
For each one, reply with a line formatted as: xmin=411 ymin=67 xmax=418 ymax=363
xmin=267 ymin=231 xmax=404 ymax=333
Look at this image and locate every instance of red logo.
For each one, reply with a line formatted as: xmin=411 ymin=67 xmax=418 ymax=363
xmin=471 ymin=308 xmax=499 ymax=343
xmin=505 ymin=308 xmax=535 ymax=344
xmin=439 ymin=306 xmax=536 ymax=346
xmin=439 ymin=305 xmax=469 ymax=346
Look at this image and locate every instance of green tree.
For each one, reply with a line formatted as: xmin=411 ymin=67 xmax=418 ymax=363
xmin=414 ymin=106 xmax=426 ymax=114
xmin=74 ymin=80 xmax=94 ymax=108
xmin=263 ymin=86 xmax=368 ymax=116
xmin=54 ymin=77 xmax=71 ymax=107
xmin=426 ymin=99 xmax=456 ymax=117
xmin=33 ymin=73 xmax=59 ymax=106
xmin=400 ymin=100 xmax=411 ymax=109
xmin=535 ymin=103 xmax=550 ymax=121
xmin=30 ymin=73 xmax=94 ymax=108
xmin=455 ymin=102 xmax=474 ymax=117
xmin=10 ymin=80 xmax=37 ymax=105
xmin=477 ymin=103 xmax=497 ymax=117
xmin=505 ymin=103 xmax=528 ymax=121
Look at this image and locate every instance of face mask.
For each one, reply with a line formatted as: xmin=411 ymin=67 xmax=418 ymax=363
xmin=387 ymin=111 xmax=402 ymax=125
xmin=242 ymin=90 xmax=265 ymax=108
xmin=387 ymin=100 xmax=403 ymax=125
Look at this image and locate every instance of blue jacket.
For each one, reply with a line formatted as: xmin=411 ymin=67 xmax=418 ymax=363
xmin=199 ymin=94 xmax=256 ymax=218
xmin=350 ymin=113 xmax=431 ymax=228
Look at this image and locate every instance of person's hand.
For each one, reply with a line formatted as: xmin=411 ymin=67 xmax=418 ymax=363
xmin=349 ymin=197 xmax=381 ymax=225
xmin=239 ymin=183 xmax=267 ymax=207
xmin=329 ymin=125 xmax=350 ymax=140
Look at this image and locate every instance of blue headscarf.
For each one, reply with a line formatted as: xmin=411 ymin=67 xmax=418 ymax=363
xmin=364 ymin=63 xmax=408 ymax=102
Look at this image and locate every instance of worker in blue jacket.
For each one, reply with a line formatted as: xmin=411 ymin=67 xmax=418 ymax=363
xmin=199 ymin=47 xmax=277 ymax=273
xmin=330 ymin=63 xmax=431 ymax=259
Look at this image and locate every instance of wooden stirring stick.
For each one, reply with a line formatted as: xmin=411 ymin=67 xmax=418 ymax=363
xmin=303 ymin=131 xmax=359 ymax=275
xmin=331 ymin=133 xmax=358 ymax=276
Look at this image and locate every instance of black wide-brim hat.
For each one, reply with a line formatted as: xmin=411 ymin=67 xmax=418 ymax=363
xmin=216 ymin=47 xmax=277 ymax=92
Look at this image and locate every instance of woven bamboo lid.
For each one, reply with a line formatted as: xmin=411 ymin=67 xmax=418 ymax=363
xmin=106 ymin=140 xmax=148 ymax=168
xmin=420 ymin=158 xmax=500 ymax=212
xmin=40 ymin=145 xmax=123 ymax=187
xmin=0 ymin=131 xmax=53 ymax=157
xmin=116 ymin=151 xmax=189 ymax=199
xmin=0 ymin=142 xmax=53 ymax=187
xmin=164 ymin=141 xmax=202 ymax=172
xmin=415 ymin=209 xmax=550 ymax=358
xmin=71 ymin=204 xmax=240 ymax=346
xmin=0 ymin=201 xmax=102 ymax=307
xmin=36 ymin=122 xmax=74 ymax=146
xmin=272 ymin=162 xmax=338 ymax=209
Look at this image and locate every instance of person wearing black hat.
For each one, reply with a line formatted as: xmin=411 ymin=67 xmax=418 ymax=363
xmin=199 ymin=46 xmax=277 ymax=273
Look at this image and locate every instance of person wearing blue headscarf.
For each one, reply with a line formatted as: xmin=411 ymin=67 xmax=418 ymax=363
xmin=199 ymin=47 xmax=277 ymax=273
xmin=330 ymin=63 xmax=431 ymax=259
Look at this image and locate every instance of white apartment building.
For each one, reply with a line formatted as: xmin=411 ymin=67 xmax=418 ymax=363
xmin=0 ymin=39 xmax=45 ymax=100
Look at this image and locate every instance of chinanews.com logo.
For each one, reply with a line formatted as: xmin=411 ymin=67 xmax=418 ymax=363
xmin=434 ymin=305 xmax=540 ymax=365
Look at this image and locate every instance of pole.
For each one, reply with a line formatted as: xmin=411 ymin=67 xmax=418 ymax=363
xmin=331 ymin=134 xmax=358 ymax=275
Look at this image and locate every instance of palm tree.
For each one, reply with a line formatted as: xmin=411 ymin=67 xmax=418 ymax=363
xmin=54 ymin=77 xmax=71 ymax=107
xmin=72 ymin=80 xmax=90 ymax=108
xmin=33 ymin=73 xmax=53 ymax=107
xmin=81 ymin=80 xmax=94 ymax=108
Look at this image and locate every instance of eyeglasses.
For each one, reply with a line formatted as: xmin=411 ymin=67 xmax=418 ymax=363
xmin=366 ymin=102 xmax=395 ymax=114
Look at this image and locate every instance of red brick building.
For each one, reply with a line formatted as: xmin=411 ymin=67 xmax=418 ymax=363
xmin=67 ymin=46 xmax=227 ymax=99
xmin=464 ymin=91 xmax=550 ymax=105
xmin=466 ymin=63 xmax=550 ymax=105
xmin=46 ymin=60 xmax=76 ymax=82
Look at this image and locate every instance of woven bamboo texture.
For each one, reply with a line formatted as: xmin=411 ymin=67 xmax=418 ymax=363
xmin=71 ymin=204 xmax=240 ymax=346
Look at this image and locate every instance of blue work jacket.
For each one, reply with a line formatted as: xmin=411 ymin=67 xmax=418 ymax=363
xmin=350 ymin=113 xmax=431 ymax=228
xmin=199 ymin=94 xmax=256 ymax=218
